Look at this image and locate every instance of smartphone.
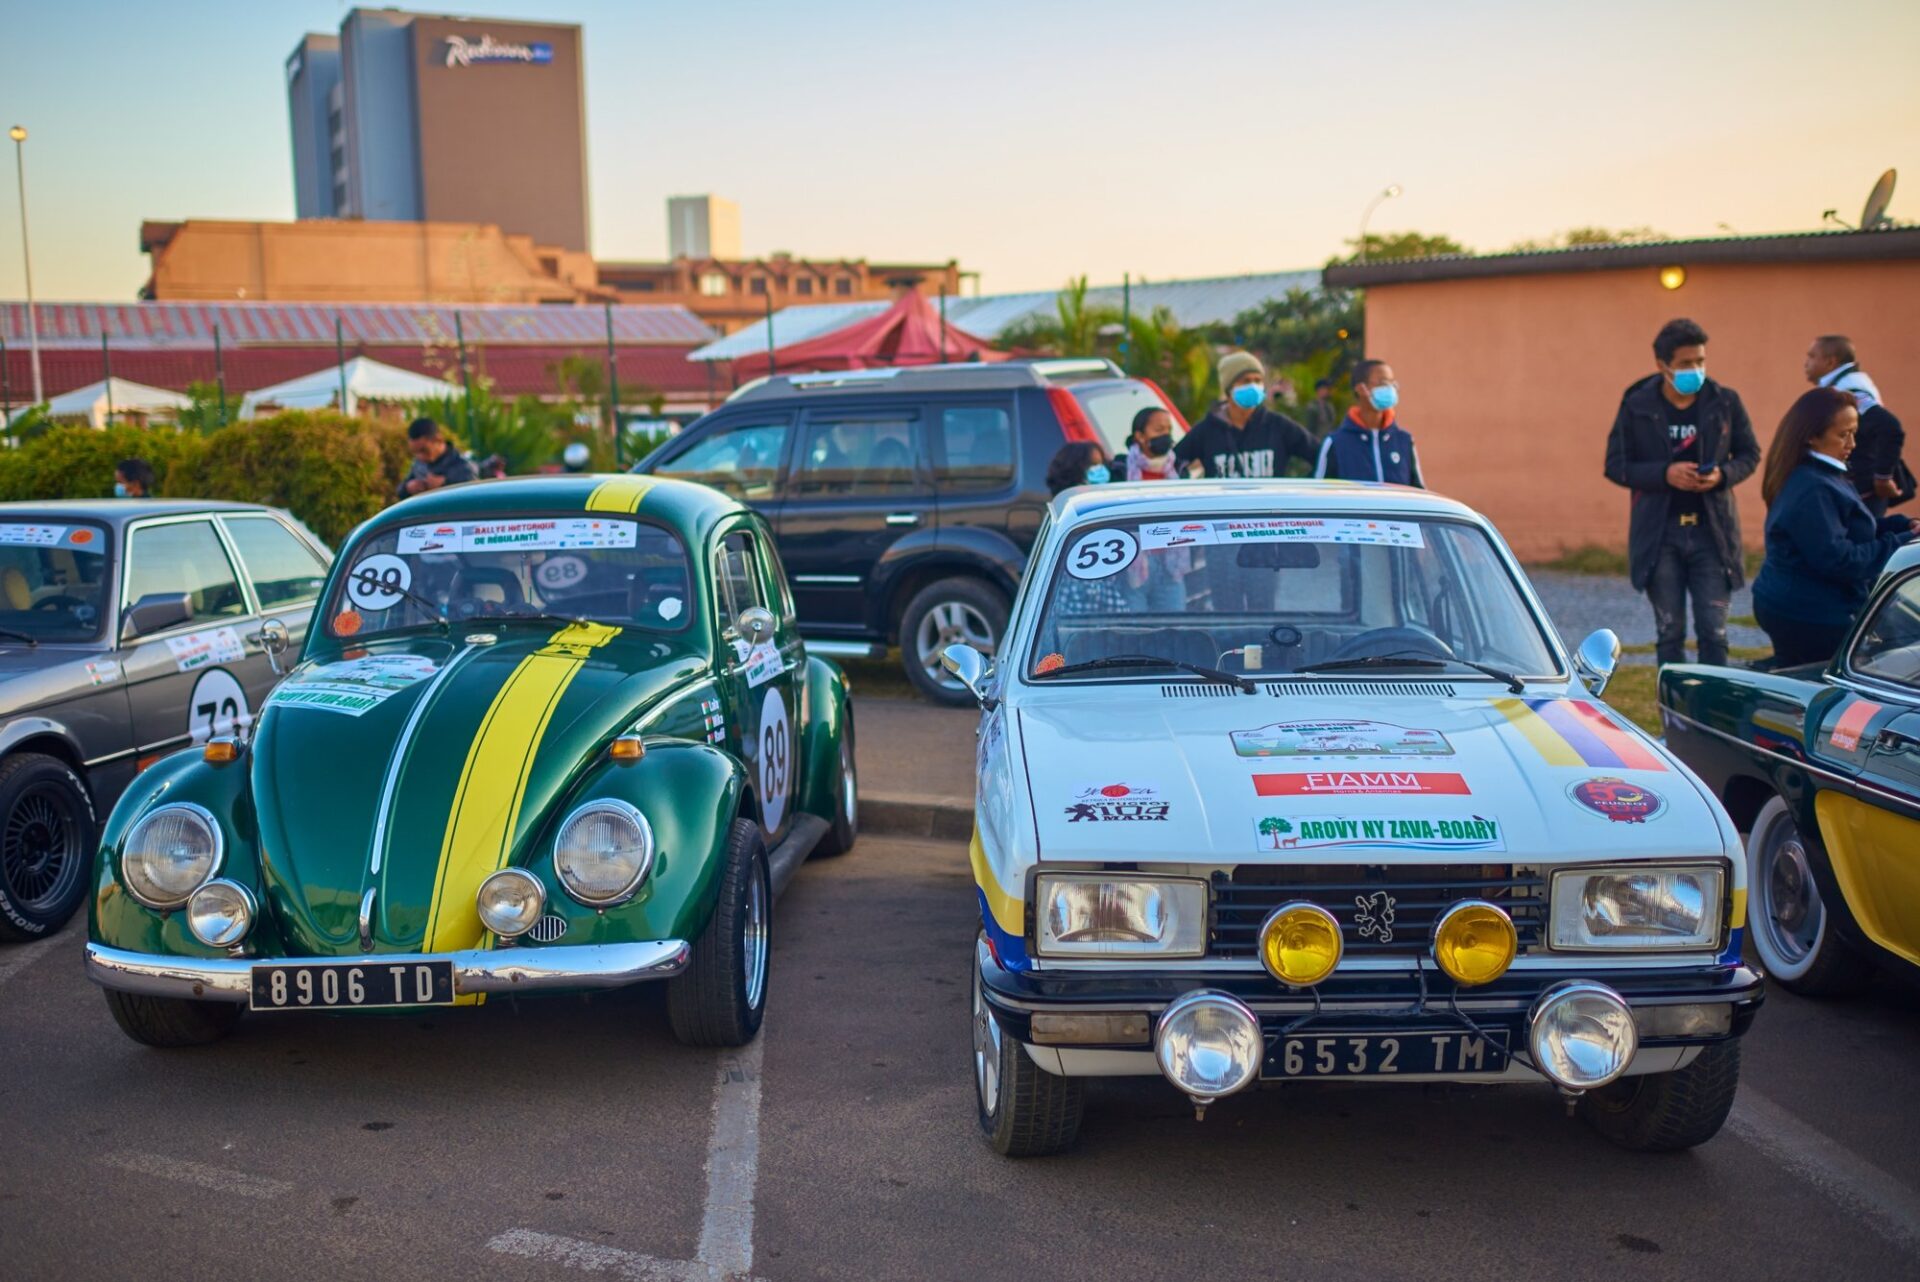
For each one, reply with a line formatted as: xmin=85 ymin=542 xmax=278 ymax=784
xmin=1697 ymin=459 xmax=1719 ymax=477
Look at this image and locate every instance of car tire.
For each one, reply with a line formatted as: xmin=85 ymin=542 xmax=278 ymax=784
xmin=901 ymin=577 xmax=1008 ymax=707
xmin=1578 ymin=1040 xmax=1741 ymax=1152
xmin=668 ymin=817 xmax=771 ymax=1047
xmin=973 ymin=958 xmax=1083 ymax=1157
xmin=1746 ymin=796 xmax=1875 ymax=996
xmin=103 ymin=989 xmax=243 ymax=1048
xmin=0 ymin=752 xmax=98 ymax=943
xmin=812 ymin=724 xmax=857 ymax=858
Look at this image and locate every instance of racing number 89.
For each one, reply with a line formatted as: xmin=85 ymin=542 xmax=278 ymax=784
xmin=761 ymin=723 xmax=788 ymax=799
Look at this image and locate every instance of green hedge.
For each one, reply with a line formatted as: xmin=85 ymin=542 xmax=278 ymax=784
xmin=0 ymin=425 xmax=205 ymax=503
xmin=165 ymin=412 xmax=398 ymax=546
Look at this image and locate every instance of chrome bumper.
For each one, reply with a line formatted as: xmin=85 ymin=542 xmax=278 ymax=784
xmin=84 ymin=939 xmax=691 ymax=1004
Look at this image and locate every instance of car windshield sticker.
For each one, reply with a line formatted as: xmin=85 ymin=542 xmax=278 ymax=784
xmin=346 ymin=554 xmax=412 ymax=611
xmin=1140 ymin=519 xmax=1424 ymax=549
xmin=1255 ymin=814 xmax=1503 ymax=852
xmin=534 ymin=554 xmax=588 ymax=594
xmin=1065 ymin=528 xmax=1139 ymax=580
xmin=1232 ymin=720 xmax=1453 ymax=758
xmin=757 ymin=687 xmax=791 ymax=831
xmin=1494 ymin=698 xmax=1666 ymax=770
xmin=1567 ymin=777 xmax=1666 ymax=823
xmin=743 ymin=640 xmax=782 ymax=688
xmin=269 ymin=653 xmax=439 ymax=717
xmin=659 ymin=596 xmax=683 ymax=622
xmin=1829 ymin=699 xmax=1882 ymax=752
xmin=1253 ymin=771 xmax=1471 ymax=796
xmin=396 ymin=518 xmax=638 ymax=554
xmin=165 ymin=627 xmax=246 ymax=673
xmin=1064 ymin=783 xmax=1169 ymax=822
xmin=0 ymin=523 xmax=69 ymax=546
xmin=188 ymin=668 xmax=251 ymax=744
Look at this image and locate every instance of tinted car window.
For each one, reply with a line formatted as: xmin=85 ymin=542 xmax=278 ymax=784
xmin=1851 ymin=573 xmax=1920 ymax=689
xmin=793 ymin=417 xmax=919 ymax=497
xmin=716 ymin=531 xmax=768 ymax=619
xmin=1073 ymin=380 xmax=1166 ymax=458
xmin=223 ymin=516 xmax=329 ymax=608
xmin=656 ymin=421 xmax=788 ymax=500
xmin=935 ymin=406 xmax=1015 ymax=492
xmin=0 ymin=521 xmax=109 ymax=641
xmin=124 ymin=521 xmax=248 ymax=626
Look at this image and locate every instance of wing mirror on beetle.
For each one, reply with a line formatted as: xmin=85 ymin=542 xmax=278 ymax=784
xmin=248 ymin=618 xmax=291 ymax=675
xmin=940 ymin=643 xmax=995 ymax=708
xmin=1574 ymin=628 xmax=1621 ymax=695
xmin=120 ymin=592 xmax=194 ymax=641
xmin=735 ymin=605 xmax=776 ymax=648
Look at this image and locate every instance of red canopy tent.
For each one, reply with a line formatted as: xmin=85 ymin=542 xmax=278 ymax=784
xmin=729 ymin=289 xmax=1004 ymax=380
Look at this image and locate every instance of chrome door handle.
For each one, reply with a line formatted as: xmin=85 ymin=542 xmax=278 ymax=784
xmin=885 ymin=513 xmax=920 ymax=527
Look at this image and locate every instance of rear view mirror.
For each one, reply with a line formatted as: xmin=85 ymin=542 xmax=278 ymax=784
xmin=1237 ymin=543 xmax=1321 ymax=570
xmin=1574 ymin=628 xmax=1620 ymax=695
xmin=735 ymin=605 xmax=776 ymax=647
xmin=121 ymin=592 xmax=193 ymax=641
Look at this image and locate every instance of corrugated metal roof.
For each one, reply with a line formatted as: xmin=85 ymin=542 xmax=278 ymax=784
xmin=686 ymin=269 xmax=1323 ymax=362
xmin=0 ymin=301 xmax=715 ymax=349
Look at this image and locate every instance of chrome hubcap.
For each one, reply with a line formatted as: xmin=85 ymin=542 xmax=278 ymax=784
xmin=916 ymin=601 xmax=995 ymax=691
xmin=1760 ymin=825 xmax=1822 ymax=964
xmin=743 ymin=864 xmax=769 ymax=1010
xmin=972 ymin=965 xmax=1001 ymax=1115
xmin=841 ymin=743 xmax=857 ymax=830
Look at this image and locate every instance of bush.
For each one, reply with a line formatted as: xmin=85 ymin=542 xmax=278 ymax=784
xmin=0 ymin=425 xmax=205 ymax=501
xmin=164 ymin=411 xmax=390 ymax=546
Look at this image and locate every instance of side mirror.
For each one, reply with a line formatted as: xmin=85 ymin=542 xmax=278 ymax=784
xmin=940 ymin=643 xmax=994 ymax=706
xmin=249 ymin=618 xmax=291 ymax=676
xmin=1573 ymin=628 xmax=1620 ymax=695
xmin=735 ymin=605 xmax=776 ymax=647
xmin=120 ymin=592 xmax=193 ymax=642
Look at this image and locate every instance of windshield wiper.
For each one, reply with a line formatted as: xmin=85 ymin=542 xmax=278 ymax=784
xmin=487 ymin=608 xmax=594 ymax=629
xmin=0 ymin=627 xmax=38 ymax=647
xmin=1034 ymin=653 xmax=1256 ymax=694
xmin=1297 ymin=651 xmax=1525 ymax=694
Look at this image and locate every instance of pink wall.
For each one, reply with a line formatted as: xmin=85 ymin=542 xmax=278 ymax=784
xmin=1362 ymin=259 xmax=1920 ymax=561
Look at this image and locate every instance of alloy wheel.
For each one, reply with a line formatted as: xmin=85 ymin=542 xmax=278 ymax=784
xmin=1 ymin=784 xmax=81 ymax=913
xmin=743 ymin=862 xmax=769 ymax=1011
xmin=1757 ymin=819 xmax=1822 ymax=966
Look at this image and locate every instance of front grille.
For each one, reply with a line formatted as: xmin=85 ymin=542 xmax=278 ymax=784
xmin=1159 ymin=684 xmax=1244 ymax=698
xmin=1260 ymin=680 xmax=1457 ymax=697
xmin=1211 ymin=864 xmax=1545 ymax=959
xmin=527 ymin=914 xmax=570 ymax=943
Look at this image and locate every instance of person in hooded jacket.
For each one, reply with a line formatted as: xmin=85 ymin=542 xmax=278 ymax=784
xmin=1313 ymin=359 xmax=1423 ymax=486
xmin=1173 ymin=351 xmax=1317 ymax=479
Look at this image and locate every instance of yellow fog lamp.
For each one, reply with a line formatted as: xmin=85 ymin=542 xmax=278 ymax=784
xmin=1432 ymin=899 xmax=1518 ymax=986
xmin=1258 ymin=902 xmax=1342 ymax=987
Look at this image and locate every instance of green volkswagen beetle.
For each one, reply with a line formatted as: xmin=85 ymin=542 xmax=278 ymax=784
xmin=85 ymin=474 xmax=857 ymax=1048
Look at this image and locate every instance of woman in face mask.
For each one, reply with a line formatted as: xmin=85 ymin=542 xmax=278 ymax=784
xmin=112 ymin=458 xmax=156 ymax=500
xmin=1045 ymin=441 xmax=1113 ymax=497
xmin=1126 ymin=407 xmax=1179 ymax=481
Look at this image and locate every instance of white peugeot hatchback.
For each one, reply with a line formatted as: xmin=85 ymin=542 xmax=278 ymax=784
xmin=944 ymin=479 xmax=1759 ymax=1156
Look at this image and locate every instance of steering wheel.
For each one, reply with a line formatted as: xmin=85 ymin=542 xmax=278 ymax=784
xmin=32 ymin=595 xmax=87 ymax=611
xmin=450 ymin=567 xmax=524 ymax=612
xmin=1323 ymin=625 xmax=1456 ymax=664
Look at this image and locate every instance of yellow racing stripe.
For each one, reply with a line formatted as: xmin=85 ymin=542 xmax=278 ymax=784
xmin=1492 ymin=697 xmax=1584 ymax=767
xmin=969 ymin=827 xmax=1024 ymax=936
xmin=585 ymin=475 xmax=654 ymax=513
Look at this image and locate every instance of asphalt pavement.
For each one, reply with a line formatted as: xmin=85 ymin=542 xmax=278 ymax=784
xmin=5 ymin=817 xmax=1920 ymax=1280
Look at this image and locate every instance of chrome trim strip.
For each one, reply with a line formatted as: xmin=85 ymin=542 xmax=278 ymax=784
xmin=792 ymin=574 xmax=862 ymax=585
xmin=800 ymin=639 xmax=884 ymax=658
xmin=1663 ymin=706 xmax=1920 ymax=819
xmin=84 ymin=939 xmax=692 ymax=1004
xmin=365 ymin=644 xmax=479 ymax=876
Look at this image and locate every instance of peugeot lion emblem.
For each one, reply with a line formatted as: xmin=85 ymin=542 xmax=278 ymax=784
xmin=1354 ymin=891 xmax=1397 ymax=943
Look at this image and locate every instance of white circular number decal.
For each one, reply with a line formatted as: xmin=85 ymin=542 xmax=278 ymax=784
xmin=534 ymin=555 xmax=588 ymax=593
xmin=189 ymin=668 xmax=250 ymax=745
xmin=346 ymin=554 xmax=411 ymax=610
xmin=757 ymin=687 xmax=791 ymax=833
xmin=1065 ymin=528 xmax=1138 ymax=580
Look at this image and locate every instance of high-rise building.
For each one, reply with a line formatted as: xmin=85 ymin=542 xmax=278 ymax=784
xmin=667 ymin=196 xmax=742 ymax=261
xmin=285 ymin=9 xmax=589 ymax=251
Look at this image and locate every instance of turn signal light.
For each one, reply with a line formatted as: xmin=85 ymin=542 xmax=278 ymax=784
xmin=1432 ymin=900 xmax=1518 ymax=986
xmin=203 ymin=737 xmax=241 ymax=764
xmin=1259 ymin=902 xmax=1342 ymax=987
xmin=609 ymin=736 xmax=644 ymax=763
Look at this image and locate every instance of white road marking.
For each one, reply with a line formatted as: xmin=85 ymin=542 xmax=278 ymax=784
xmin=102 ymin=1151 xmax=293 ymax=1200
xmin=1729 ymin=1089 xmax=1920 ymax=1255
xmin=0 ymin=922 xmax=75 ymax=990
xmin=489 ymin=1037 xmax=767 ymax=1282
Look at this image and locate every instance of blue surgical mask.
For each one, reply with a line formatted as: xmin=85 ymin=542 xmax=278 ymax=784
xmin=113 ymin=482 xmax=128 ymax=498
xmin=1084 ymin=463 xmax=1112 ymax=485
xmin=1670 ymin=367 xmax=1706 ymax=396
xmin=1367 ymin=384 xmax=1399 ymax=412
xmin=1230 ymin=384 xmax=1265 ymax=410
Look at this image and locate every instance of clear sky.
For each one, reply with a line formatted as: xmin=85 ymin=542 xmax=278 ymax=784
xmin=2 ymin=0 xmax=1917 ymax=301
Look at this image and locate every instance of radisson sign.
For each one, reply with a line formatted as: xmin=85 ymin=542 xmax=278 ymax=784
xmin=442 ymin=34 xmax=554 ymax=67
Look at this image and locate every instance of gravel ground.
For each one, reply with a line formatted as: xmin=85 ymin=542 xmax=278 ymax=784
xmin=1527 ymin=569 xmax=1768 ymax=664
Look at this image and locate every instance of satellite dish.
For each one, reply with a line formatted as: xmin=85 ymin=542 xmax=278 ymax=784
xmin=1862 ymin=169 xmax=1896 ymax=231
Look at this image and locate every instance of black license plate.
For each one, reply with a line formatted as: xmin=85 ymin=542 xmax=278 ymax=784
xmin=249 ymin=960 xmax=454 ymax=1011
xmin=1265 ymin=1029 xmax=1510 ymax=1079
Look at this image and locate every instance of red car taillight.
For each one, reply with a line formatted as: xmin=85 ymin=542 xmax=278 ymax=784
xmin=1046 ymin=386 xmax=1102 ymax=444
xmin=1140 ymin=377 xmax=1190 ymax=430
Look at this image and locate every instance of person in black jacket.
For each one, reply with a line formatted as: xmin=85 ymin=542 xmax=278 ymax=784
xmin=1751 ymin=387 xmax=1919 ymax=665
xmin=1602 ymin=318 xmax=1760 ymax=666
xmin=1173 ymin=351 xmax=1318 ymax=480
xmin=1803 ymin=334 xmax=1907 ymax=518
xmin=396 ymin=417 xmax=477 ymax=499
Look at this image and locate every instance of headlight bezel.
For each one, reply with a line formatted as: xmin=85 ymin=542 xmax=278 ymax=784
xmin=1032 ymin=873 xmax=1208 ymax=959
xmin=120 ymin=802 xmax=225 ymax=910
xmin=1547 ymin=861 xmax=1727 ymax=953
xmin=477 ymin=867 xmax=547 ymax=938
xmin=552 ymin=798 xmax=655 ymax=908
xmin=186 ymin=878 xmax=256 ymax=947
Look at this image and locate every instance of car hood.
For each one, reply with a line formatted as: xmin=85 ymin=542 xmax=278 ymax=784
xmin=251 ymin=625 xmax=702 ymax=956
xmin=1017 ymin=688 xmax=1721 ymax=865
xmin=0 ymin=644 xmax=116 ymax=712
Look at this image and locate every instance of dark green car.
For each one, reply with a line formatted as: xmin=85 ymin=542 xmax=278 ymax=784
xmin=85 ymin=474 xmax=857 ymax=1048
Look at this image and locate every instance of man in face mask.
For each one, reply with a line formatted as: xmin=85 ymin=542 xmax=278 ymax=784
xmin=1603 ymin=318 xmax=1760 ymax=667
xmin=1804 ymin=334 xmax=1908 ymax=518
xmin=1313 ymin=360 xmax=1423 ymax=487
xmin=1173 ymin=351 xmax=1317 ymax=480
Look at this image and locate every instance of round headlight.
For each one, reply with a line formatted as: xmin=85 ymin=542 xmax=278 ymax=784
xmin=1155 ymin=990 xmax=1262 ymax=1104
xmin=121 ymin=804 xmax=223 ymax=909
xmin=1258 ymin=902 xmax=1342 ymax=987
xmin=1432 ymin=900 xmax=1518 ymax=987
xmin=187 ymin=878 xmax=255 ymax=948
xmin=553 ymin=800 xmax=653 ymax=907
xmin=477 ymin=868 xmax=546 ymax=938
xmin=1529 ymin=980 xmax=1638 ymax=1090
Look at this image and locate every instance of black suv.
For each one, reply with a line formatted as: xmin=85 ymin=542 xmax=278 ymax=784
xmin=637 ymin=359 xmax=1183 ymax=703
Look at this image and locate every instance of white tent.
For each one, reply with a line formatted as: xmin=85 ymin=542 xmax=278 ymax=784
xmin=6 ymin=377 xmax=192 ymax=429
xmin=239 ymin=356 xmax=457 ymax=418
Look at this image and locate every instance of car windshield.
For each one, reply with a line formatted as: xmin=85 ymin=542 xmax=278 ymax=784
xmin=1027 ymin=512 xmax=1560 ymax=681
xmin=0 ymin=520 xmax=111 ymax=642
xmin=326 ymin=516 xmax=692 ymax=640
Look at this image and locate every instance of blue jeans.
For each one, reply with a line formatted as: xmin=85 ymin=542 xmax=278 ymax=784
xmin=1647 ymin=522 xmax=1730 ymax=666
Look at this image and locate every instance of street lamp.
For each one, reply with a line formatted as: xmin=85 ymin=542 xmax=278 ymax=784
xmin=8 ymin=125 xmax=42 ymax=406
xmin=1356 ymin=184 xmax=1403 ymax=266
